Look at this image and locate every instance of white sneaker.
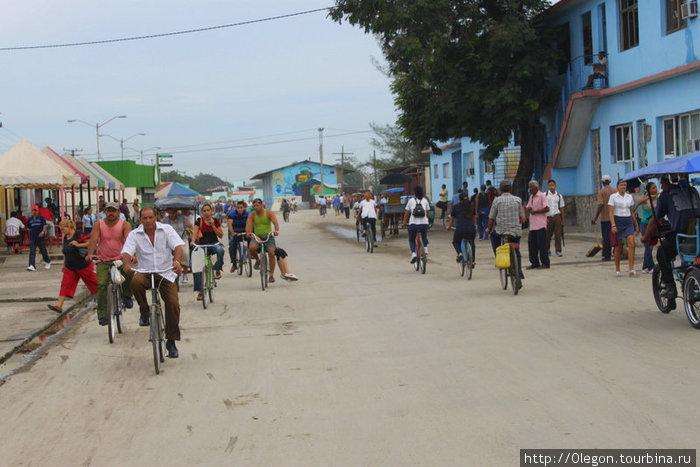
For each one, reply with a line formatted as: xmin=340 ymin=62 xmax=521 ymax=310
xmin=410 ymin=253 xmax=417 ymax=263
xmin=44 ymin=263 xmax=51 ymax=270
xmin=27 ymin=265 xmax=36 ymax=271
xmin=284 ymin=273 xmax=299 ymax=281
xmin=424 ymin=247 xmax=429 ymax=255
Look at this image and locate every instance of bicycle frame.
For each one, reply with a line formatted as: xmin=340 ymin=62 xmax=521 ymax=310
xmin=132 ymin=267 xmax=172 ymax=375
xmin=252 ymin=232 xmax=274 ymax=290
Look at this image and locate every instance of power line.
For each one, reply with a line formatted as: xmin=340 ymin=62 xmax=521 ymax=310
xmin=0 ymin=7 xmax=331 ymax=52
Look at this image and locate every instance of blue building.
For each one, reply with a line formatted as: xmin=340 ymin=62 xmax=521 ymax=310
xmin=252 ymin=160 xmax=338 ymax=208
xmin=431 ymin=0 xmax=700 ymax=227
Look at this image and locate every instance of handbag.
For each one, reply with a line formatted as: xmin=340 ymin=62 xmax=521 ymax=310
xmin=609 ymin=230 xmax=619 ymax=248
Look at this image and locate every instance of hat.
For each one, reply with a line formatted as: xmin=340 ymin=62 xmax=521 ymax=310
xmin=499 ymin=180 xmax=512 ymax=190
xmin=31 ymin=205 xmax=39 ymax=211
xmin=601 ymin=175 xmax=612 ymax=183
xmin=104 ymin=201 xmax=119 ymax=210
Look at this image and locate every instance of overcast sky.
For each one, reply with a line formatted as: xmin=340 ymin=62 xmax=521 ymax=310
xmin=0 ymin=1 xmax=398 ymax=183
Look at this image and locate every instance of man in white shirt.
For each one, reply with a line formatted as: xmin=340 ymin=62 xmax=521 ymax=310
xmin=5 ymin=211 xmax=25 ymax=237
xmin=358 ymin=192 xmax=379 ymax=247
xmin=122 ymin=207 xmax=184 ymax=358
xmin=545 ymin=179 xmax=566 ymax=257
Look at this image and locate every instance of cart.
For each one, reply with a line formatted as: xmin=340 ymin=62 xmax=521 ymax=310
xmin=380 ymin=203 xmax=404 ymax=238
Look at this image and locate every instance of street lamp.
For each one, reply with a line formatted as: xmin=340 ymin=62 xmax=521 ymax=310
xmin=100 ymin=132 xmax=145 ymax=160
xmin=125 ymin=146 xmax=161 ymax=164
xmin=67 ymin=115 xmax=126 ymax=161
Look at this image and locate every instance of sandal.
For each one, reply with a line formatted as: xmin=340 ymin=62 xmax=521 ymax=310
xmin=196 ymin=292 xmax=203 ymax=301
xmin=615 ymin=271 xmax=622 ymax=278
xmin=215 ymin=271 xmax=222 ymax=279
xmin=47 ymin=304 xmax=63 ymax=313
xmin=268 ymin=276 xmax=275 ymax=283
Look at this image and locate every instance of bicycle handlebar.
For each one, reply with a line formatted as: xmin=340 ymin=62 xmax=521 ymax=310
xmin=251 ymin=232 xmax=274 ymax=242
xmin=193 ymin=244 xmax=220 ymax=250
xmin=131 ymin=267 xmax=173 ymax=274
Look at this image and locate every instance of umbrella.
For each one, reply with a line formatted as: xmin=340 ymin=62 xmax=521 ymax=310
xmin=154 ymin=196 xmax=199 ymax=209
xmin=622 ymin=150 xmax=700 ymax=181
xmin=382 ymin=187 xmax=405 ymax=193
xmin=379 ymin=173 xmax=412 ymax=184
xmin=155 ymin=182 xmax=201 ymax=198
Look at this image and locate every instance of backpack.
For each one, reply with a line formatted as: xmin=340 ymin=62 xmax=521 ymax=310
xmin=412 ymin=199 xmax=426 ymax=218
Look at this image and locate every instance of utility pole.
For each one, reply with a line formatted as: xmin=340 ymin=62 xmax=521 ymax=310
xmin=373 ymin=150 xmax=378 ymax=192
xmin=332 ymin=146 xmax=354 ymax=193
xmin=63 ymin=148 xmax=83 ymax=157
xmin=318 ymin=128 xmax=324 ymax=195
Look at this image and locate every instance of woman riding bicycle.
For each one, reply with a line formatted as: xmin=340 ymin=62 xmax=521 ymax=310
xmin=191 ymin=203 xmax=225 ymax=300
xmin=446 ymin=192 xmax=476 ymax=264
xmin=358 ymin=191 xmax=379 ymax=248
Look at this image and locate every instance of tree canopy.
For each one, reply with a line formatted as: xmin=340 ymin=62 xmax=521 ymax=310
xmin=161 ymin=171 xmax=233 ymax=194
xmin=330 ymin=0 xmax=561 ymax=188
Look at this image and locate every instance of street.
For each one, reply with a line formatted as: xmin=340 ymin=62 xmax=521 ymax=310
xmin=0 ymin=209 xmax=699 ymax=467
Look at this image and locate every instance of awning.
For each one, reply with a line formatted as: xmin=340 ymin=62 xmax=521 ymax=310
xmin=72 ymin=157 xmax=107 ymax=188
xmin=41 ymin=147 xmax=93 ymax=185
xmin=89 ymin=162 xmax=125 ymax=190
xmin=0 ymin=140 xmax=80 ymax=188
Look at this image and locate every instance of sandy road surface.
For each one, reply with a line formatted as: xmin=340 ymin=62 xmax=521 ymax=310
xmin=0 ymin=210 xmax=699 ymax=467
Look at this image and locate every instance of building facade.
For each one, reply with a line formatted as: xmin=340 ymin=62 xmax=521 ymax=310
xmin=252 ymin=161 xmax=338 ymax=208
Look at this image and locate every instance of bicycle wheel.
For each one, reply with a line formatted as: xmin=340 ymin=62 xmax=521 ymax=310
xmin=683 ymin=268 xmax=700 ymax=328
xmin=356 ymin=223 xmax=361 ymax=243
xmin=366 ymin=224 xmax=373 ymax=253
xmin=150 ymin=304 xmax=162 ymax=374
xmin=510 ymin=247 xmax=521 ymax=295
xmin=420 ymin=243 xmax=427 ymax=274
xmin=499 ymin=267 xmax=508 ymax=289
xmin=237 ymin=244 xmax=244 ymax=276
xmin=652 ymin=265 xmax=675 ymax=313
xmin=465 ymin=241 xmax=473 ymax=280
xmin=209 ymin=276 xmax=216 ymax=303
xmin=115 ymin=285 xmax=124 ymax=334
xmin=413 ymin=244 xmax=420 ymax=271
xmin=202 ymin=267 xmax=210 ymax=309
xmin=260 ymin=253 xmax=268 ymax=291
xmin=244 ymin=248 xmax=252 ymax=277
xmin=458 ymin=240 xmax=467 ymax=276
xmin=107 ymin=283 xmax=116 ymax=344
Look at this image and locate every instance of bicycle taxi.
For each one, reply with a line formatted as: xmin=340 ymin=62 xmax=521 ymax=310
xmin=622 ymin=151 xmax=700 ymax=328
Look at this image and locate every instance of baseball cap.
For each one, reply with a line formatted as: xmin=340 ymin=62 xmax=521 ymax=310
xmin=601 ymin=175 xmax=612 ymax=183
xmin=31 ymin=205 xmax=39 ymax=211
xmin=105 ymin=201 xmax=119 ymax=210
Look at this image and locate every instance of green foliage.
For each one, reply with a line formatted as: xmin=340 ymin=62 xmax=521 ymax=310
xmin=161 ymin=171 xmax=233 ymax=194
xmin=330 ymin=0 xmax=560 ymax=165
xmin=369 ymin=122 xmax=428 ymax=166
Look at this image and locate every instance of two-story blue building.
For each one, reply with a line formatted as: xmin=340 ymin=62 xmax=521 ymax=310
xmin=431 ymin=0 xmax=700 ymax=227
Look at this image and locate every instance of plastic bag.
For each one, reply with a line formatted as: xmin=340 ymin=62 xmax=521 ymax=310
xmin=495 ymin=244 xmax=511 ymax=269
xmin=110 ymin=260 xmax=125 ymax=285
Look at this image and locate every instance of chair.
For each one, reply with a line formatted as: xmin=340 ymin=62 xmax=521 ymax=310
xmin=675 ymin=218 xmax=700 ymax=265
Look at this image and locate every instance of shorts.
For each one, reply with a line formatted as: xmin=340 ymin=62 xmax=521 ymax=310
xmin=252 ymin=234 xmax=276 ymax=250
xmin=275 ymin=247 xmax=288 ymax=260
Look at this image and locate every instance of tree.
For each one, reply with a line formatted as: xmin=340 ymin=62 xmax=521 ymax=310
xmin=161 ymin=171 xmax=233 ymax=194
xmin=369 ymin=122 xmax=427 ymax=167
xmin=330 ymin=0 xmax=561 ymax=195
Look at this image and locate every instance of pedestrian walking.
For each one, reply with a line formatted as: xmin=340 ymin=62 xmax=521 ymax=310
xmin=545 ymin=179 xmax=565 ymax=257
xmin=525 ymin=181 xmax=550 ymax=269
xmin=608 ymin=180 xmax=640 ymax=277
xmin=591 ymin=175 xmax=616 ymax=261
xmin=47 ymin=220 xmax=97 ymax=313
xmin=475 ymin=184 xmax=490 ymax=240
xmin=27 ymin=205 xmax=51 ymax=271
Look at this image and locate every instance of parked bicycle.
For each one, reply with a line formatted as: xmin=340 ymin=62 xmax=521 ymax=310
xmin=132 ymin=267 xmax=172 ymax=375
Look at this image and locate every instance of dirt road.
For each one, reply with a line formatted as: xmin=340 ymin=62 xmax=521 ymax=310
xmin=1 ymin=210 xmax=698 ymax=466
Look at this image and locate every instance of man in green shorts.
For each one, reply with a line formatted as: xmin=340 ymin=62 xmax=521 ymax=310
xmin=245 ymin=198 xmax=280 ymax=283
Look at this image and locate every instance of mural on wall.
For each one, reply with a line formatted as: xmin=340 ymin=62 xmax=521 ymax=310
xmin=272 ymin=164 xmax=337 ymax=197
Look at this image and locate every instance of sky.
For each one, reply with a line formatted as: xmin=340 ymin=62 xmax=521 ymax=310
xmin=0 ymin=1 xmax=398 ymax=184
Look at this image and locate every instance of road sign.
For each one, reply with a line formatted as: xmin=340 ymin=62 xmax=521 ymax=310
xmin=157 ymin=154 xmax=173 ymax=167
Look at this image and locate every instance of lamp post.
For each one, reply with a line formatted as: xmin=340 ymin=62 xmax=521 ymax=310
xmin=67 ymin=115 xmax=126 ymax=161
xmin=318 ymin=128 xmax=324 ymax=196
xmin=101 ymin=133 xmax=145 ymax=160
xmin=125 ymin=146 xmax=161 ymax=164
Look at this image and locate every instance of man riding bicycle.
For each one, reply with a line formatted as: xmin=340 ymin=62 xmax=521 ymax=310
xmin=227 ymin=201 xmax=249 ymax=273
xmin=86 ymin=201 xmax=134 ymax=326
xmin=246 ymin=198 xmax=280 ymax=283
xmin=122 ymin=207 xmax=184 ymax=358
xmin=485 ymin=180 xmax=526 ymax=280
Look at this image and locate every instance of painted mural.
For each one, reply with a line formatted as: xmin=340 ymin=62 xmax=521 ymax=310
xmin=272 ymin=163 xmax=337 ymax=197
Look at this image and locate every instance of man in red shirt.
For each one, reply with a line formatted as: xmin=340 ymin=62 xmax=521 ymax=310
xmin=525 ymin=180 xmax=550 ymax=269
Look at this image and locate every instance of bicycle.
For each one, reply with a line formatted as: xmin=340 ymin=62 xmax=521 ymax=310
xmin=320 ymin=204 xmax=327 ymax=217
xmin=95 ymin=258 xmax=126 ymax=344
xmin=497 ymin=234 xmax=522 ymax=295
xmin=457 ymin=237 xmax=474 ymax=280
xmin=233 ymin=233 xmax=253 ymax=278
xmin=132 ymin=267 xmax=172 ymax=375
xmin=193 ymin=244 xmax=218 ymax=309
xmin=356 ymin=221 xmax=362 ymax=243
xmin=412 ymin=228 xmax=427 ymax=274
xmin=252 ymin=232 xmax=274 ymax=291
xmin=365 ymin=219 xmax=374 ymax=254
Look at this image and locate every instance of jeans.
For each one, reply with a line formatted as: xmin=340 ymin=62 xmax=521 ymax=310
xmin=452 ymin=230 xmax=476 ymax=261
xmin=490 ymin=232 xmax=524 ymax=279
xmin=362 ymin=217 xmax=377 ymax=242
xmin=29 ymin=237 xmax=50 ymax=267
xmin=131 ymin=273 xmax=181 ymax=340
xmin=95 ymin=261 xmax=134 ymax=320
xmin=601 ymin=221 xmax=612 ymax=259
xmin=640 ymin=223 xmax=655 ymax=271
xmin=408 ymin=224 xmax=429 ymax=253
xmin=228 ymin=234 xmax=245 ymax=264
xmin=477 ymin=208 xmax=490 ymax=239
xmin=528 ymin=228 xmax=550 ymax=267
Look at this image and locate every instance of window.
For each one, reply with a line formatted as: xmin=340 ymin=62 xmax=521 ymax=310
xmin=663 ymin=111 xmax=700 ymax=157
xmin=465 ymin=151 xmax=475 ymax=176
xmin=613 ymin=124 xmax=634 ymax=162
xmin=582 ymin=12 xmax=593 ymax=65
xmin=442 ymin=162 xmax=450 ymax=178
xmin=434 ymin=164 xmax=438 ymax=179
xmin=666 ymin=0 xmax=686 ymax=34
xmin=556 ymin=22 xmax=571 ymax=75
xmin=484 ymin=160 xmax=494 ymax=174
xmin=619 ymin=0 xmax=639 ymax=51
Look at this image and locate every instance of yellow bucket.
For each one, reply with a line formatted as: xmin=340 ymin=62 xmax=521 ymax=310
xmin=495 ymin=244 xmax=511 ymax=269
